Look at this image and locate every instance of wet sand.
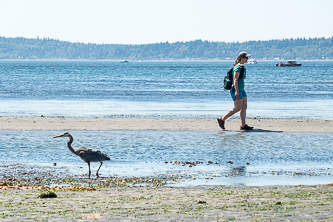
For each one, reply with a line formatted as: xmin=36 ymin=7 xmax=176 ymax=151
xmin=1 ymin=185 xmax=333 ymax=221
xmin=1 ymin=117 xmax=332 ymax=132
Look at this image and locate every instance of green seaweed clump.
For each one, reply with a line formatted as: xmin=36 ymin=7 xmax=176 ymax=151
xmin=38 ymin=191 xmax=57 ymax=198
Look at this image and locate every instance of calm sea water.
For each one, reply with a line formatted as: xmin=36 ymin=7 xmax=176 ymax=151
xmin=0 ymin=60 xmax=332 ymax=119
xmin=0 ymin=61 xmax=332 ymax=186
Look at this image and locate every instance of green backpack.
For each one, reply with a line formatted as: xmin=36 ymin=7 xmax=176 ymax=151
xmin=223 ymin=66 xmax=245 ymax=90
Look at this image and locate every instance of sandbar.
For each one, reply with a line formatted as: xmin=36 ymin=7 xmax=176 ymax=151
xmin=0 ymin=117 xmax=332 ymax=132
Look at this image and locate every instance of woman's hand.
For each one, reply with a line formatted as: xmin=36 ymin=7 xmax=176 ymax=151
xmin=235 ymin=91 xmax=239 ymax=99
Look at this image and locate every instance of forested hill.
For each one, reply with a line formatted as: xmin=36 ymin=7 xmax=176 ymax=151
xmin=0 ymin=36 xmax=332 ymax=60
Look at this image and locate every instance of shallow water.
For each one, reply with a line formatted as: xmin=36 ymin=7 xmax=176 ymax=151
xmin=1 ymin=99 xmax=332 ymax=119
xmin=0 ymin=60 xmax=332 ymax=119
xmin=1 ymin=130 xmax=332 ymax=186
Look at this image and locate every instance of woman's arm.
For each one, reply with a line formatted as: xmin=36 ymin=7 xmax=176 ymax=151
xmin=233 ymin=71 xmax=240 ymax=99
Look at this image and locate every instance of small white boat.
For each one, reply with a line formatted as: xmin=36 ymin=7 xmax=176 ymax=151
xmin=120 ymin=60 xmax=129 ymax=63
xmin=247 ymin=59 xmax=258 ymax=64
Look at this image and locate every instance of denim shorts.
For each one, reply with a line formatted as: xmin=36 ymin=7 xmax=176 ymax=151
xmin=230 ymin=88 xmax=247 ymax=101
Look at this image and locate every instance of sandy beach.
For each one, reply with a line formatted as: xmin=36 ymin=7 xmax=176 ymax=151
xmin=1 ymin=117 xmax=332 ymax=132
xmin=1 ymin=185 xmax=333 ymax=221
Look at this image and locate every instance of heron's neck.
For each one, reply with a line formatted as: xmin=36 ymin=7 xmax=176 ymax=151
xmin=67 ymin=136 xmax=77 ymax=155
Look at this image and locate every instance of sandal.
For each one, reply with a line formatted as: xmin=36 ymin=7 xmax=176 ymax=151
xmin=240 ymin=124 xmax=254 ymax=130
xmin=217 ymin=118 xmax=225 ymax=130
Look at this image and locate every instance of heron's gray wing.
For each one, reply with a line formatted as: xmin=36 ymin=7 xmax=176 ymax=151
xmin=77 ymin=147 xmax=110 ymax=162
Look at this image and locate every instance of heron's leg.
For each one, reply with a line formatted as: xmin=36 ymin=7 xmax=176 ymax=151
xmin=88 ymin=162 xmax=91 ymax=178
xmin=96 ymin=162 xmax=103 ymax=177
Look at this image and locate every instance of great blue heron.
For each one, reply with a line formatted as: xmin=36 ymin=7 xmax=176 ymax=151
xmin=53 ymin=132 xmax=110 ymax=178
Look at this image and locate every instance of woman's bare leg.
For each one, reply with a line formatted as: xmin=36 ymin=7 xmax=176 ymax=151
xmin=221 ymin=99 xmax=243 ymax=121
xmin=240 ymin=96 xmax=247 ymax=126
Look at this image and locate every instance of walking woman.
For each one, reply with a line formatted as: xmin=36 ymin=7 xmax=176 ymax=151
xmin=217 ymin=52 xmax=254 ymax=130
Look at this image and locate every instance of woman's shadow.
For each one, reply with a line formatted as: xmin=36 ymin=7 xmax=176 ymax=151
xmin=241 ymin=128 xmax=283 ymax=133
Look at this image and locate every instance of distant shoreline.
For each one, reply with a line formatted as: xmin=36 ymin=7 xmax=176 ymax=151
xmin=1 ymin=36 xmax=332 ymax=60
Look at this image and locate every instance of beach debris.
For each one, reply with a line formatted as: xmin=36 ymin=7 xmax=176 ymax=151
xmin=197 ymin=200 xmax=207 ymax=204
xmin=207 ymin=161 xmax=213 ymax=164
xmin=82 ymin=214 xmax=103 ymax=219
xmin=172 ymin=161 xmax=203 ymax=166
xmin=0 ymin=175 xmax=174 ymax=189
xmin=1 ymin=183 xmax=98 ymax=191
xmin=53 ymin=163 xmax=57 ymax=166
xmin=276 ymin=201 xmax=282 ymax=205
xmin=38 ymin=191 xmax=57 ymax=198
xmin=0 ymin=182 xmax=11 ymax=186
xmin=246 ymin=162 xmax=250 ymax=165
xmin=228 ymin=161 xmax=233 ymax=164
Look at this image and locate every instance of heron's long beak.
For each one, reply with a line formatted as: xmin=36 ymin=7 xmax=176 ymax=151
xmin=52 ymin=135 xmax=63 ymax=138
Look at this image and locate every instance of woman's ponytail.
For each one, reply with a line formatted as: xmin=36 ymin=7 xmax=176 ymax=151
xmin=233 ymin=56 xmax=241 ymax=66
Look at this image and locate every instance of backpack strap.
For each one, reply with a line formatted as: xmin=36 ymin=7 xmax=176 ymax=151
xmin=239 ymin=66 xmax=245 ymax=79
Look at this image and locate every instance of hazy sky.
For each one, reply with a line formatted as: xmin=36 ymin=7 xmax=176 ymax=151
xmin=0 ymin=0 xmax=332 ymax=44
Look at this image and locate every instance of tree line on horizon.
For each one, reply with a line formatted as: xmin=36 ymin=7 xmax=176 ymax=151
xmin=0 ymin=36 xmax=332 ymax=60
